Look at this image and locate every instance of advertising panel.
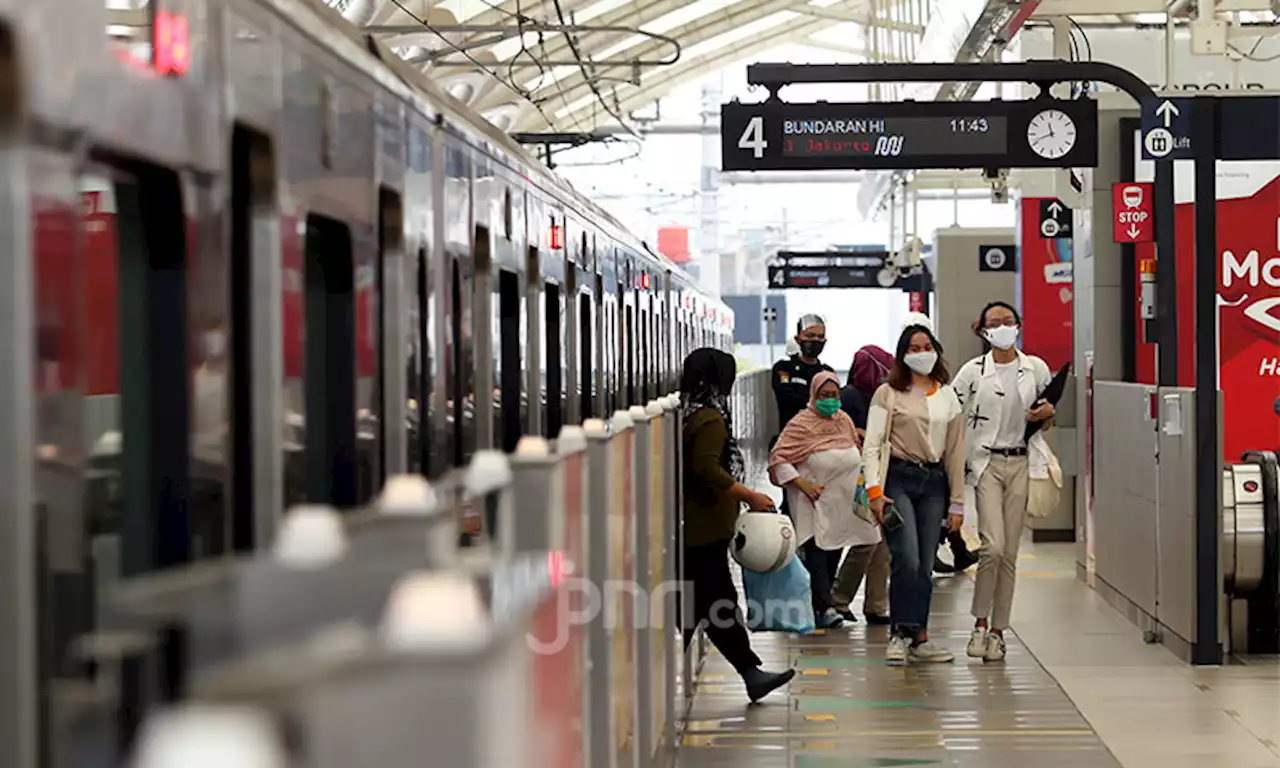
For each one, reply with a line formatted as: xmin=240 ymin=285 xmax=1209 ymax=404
xmin=1132 ymin=156 xmax=1280 ymax=461
xmin=1018 ymin=197 xmax=1075 ymax=372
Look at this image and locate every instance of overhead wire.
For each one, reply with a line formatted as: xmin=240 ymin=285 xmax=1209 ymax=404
xmin=550 ymin=0 xmax=637 ymax=135
xmin=384 ymin=0 xmax=561 ymax=128
xmin=1228 ymin=12 xmax=1280 ymax=62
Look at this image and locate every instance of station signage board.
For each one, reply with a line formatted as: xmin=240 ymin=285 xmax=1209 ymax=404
xmin=767 ymin=251 xmax=894 ymax=289
xmin=721 ymin=98 xmax=1098 ymax=172
xmin=1112 ymin=182 xmax=1154 ymax=243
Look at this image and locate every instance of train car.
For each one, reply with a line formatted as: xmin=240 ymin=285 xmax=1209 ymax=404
xmin=1 ymin=0 xmax=733 ymax=763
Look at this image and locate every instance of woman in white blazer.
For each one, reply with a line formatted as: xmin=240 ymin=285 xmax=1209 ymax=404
xmin=951 ymin=301 xmax=1055 ymax=662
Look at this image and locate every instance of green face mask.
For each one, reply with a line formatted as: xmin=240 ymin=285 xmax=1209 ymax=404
xmin=814 ymin=398 xmax=841 ymax=417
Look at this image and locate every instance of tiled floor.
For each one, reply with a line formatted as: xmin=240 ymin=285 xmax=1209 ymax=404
xmin=674 ymin=542 xmax=1280 ymax=768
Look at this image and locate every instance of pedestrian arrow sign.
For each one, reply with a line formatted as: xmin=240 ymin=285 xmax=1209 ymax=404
xmin=1140 ymin=97 xmax=1192 ymax=160
xmin=1038 ymin=198 xmax=1072 ymax=239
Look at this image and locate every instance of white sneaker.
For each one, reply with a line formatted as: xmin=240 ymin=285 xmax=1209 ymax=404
xmin=886 ymin=635 xmax=909 ymax=664
xmin=966 ymin=628 xmax=988 ymax=658
xmin=983 ymin=633 xmax=1007 ymax=662
xmin=908 ymin=641 xmax=955 ymax=663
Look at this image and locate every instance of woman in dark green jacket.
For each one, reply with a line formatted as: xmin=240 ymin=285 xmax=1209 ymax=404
xmin=680 ymin=347 xmax=795 ymax=703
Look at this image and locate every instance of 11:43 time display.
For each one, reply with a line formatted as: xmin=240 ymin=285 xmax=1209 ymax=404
xmin=950 ymin=117 xmax=991 ymax=132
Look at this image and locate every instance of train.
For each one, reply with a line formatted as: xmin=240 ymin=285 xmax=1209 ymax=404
xmin=18 ymin=0 xmax=734 ymax=560
xmin=4 ymin=0 xmax=734 ymax=749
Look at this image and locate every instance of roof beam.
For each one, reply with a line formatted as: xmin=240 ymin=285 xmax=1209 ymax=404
xmin=476 ymin=0 xmax=695 ymax=86
xmin=511 ymin=13 xmax=849 ymax=131
xmin=800 ymin=4 xmax=922 ymax=31
xmin=487 ymin=0 xmax=863 ymax=119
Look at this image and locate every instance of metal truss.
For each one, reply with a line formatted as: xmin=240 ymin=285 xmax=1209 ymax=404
xmin=339 ymin=0 xmax=935 ymax=133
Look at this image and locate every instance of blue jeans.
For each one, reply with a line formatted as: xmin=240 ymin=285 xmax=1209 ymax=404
xmin=883 ymin=459 xmax=950 ymax=636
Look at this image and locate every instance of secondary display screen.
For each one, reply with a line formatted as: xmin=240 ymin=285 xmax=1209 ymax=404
xmin=780 ymin=116 xmax=1008 ymax=158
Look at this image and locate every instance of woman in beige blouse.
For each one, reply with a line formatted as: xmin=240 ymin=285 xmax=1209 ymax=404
xmin=862 ymin=323 xmax=967 ymax=665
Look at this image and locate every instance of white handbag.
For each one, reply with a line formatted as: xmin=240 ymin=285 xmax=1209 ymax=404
xmin=1027 ymin=442 xmax=1062 ymax=520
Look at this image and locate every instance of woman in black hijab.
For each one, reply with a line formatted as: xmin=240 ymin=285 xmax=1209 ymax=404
xmin=679 ymin=348 xmax=794 ymax=703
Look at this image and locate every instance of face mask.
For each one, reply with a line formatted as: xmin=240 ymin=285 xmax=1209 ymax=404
xmin=904 ymin=351 xmax=937 ymax=376
xmin=814 ymin=398 xmax=841 ymax=417
xmin=984 ymin=325 xmax=1019 ymax=351
xmin=204 ymin=331 xmax=226 ymax=358
xmin=799 ymin=339 xmax=826 ymax=359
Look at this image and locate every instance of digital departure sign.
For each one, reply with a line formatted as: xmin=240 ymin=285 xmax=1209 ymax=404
xmin=781 ymin=116 xmax=1008 ymax=159
xmin=721 ymin=99 xmax=1097 ymax=172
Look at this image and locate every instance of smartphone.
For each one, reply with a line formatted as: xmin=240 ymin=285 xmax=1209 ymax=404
xmin=881 ymin=502 xmax=904 ymax=533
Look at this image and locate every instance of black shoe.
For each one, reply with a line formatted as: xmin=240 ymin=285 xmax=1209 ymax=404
xmin=952 ymin=550 xmax=977 ymax=572
xmin=933 ymin=556 xmax=956 ymax=574
xmin=742 ymin=667 xmax=796 ymax=703
xmin=863 ymin=613 xmax=891 ymax=626
xmin=835 ymin=608 xmax=858 ymax=623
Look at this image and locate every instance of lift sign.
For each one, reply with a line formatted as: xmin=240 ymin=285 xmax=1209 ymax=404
xmin=1112 ymin=182 xmax=1154 ymax=244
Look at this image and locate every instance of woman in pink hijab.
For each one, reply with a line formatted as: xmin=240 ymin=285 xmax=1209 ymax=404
xmin=769 ymin=371 xmax=869 ymax=629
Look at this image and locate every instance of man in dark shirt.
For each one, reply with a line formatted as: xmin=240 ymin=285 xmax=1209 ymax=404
xmin=771 ymin=314 xmax=834 ymax=430
xmin=770 ymin=314 xmax=834 ymax=529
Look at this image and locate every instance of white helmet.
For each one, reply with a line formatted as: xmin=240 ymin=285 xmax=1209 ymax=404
xmin=731 ymin=512 xmax=797 ymax=573
xmin=902 ymin=311 xmax=934 ymax=334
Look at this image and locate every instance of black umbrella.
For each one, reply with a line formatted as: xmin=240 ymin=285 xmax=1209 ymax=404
xmin=1024 ymin=362 xmax=1072 ymax=442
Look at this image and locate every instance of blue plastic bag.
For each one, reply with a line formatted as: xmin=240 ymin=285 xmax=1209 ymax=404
xmin=742 ymin=556 xmax=816 ymax=634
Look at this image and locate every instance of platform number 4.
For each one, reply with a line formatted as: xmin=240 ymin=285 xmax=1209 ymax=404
xmin=738 ymin=116 xmax=767 ymax=159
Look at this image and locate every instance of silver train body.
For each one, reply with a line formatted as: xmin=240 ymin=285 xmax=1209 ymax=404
xmin=0 ymin=0 xmax=731 ymax=763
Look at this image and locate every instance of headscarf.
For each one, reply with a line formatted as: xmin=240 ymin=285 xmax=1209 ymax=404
xmin=767 ymin=371 xmax=859 ymax=479
xmin=848 ymin=344 xmax=893 ymax=397
xmin=679 ymin=347 xmax=745 ymax=481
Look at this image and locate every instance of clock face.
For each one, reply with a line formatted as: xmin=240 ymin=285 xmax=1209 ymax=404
xmin=1026 ymin=109 xmax=1077 ymax=160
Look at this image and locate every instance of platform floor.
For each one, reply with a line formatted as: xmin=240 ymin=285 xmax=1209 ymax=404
xmin=675 ymin=543 xmax=1280 ymax=768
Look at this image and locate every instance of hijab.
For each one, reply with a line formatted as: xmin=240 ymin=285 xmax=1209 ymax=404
xmin=679 ymin=347 xmax=745 ymax=481
xmin=768 ymin=371 xmax=859 ymax=478
xmin=848 ymin=344 xmax=893 ymax=397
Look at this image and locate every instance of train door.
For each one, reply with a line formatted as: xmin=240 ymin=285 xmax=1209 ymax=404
xmin=472 ymin=153 xmax=495 ymax=453
xmin=405 ymin=121 xmax=434 ymax=476
xmin=621 ymin=256 xmax=636 ymax=408
xmin=637 ymin=270 xmax=650 ymax=404
xmin=442 ymin=137 xmax=475 ymax=468
xmin=228 ymin=125 xmax=279 ymax=550
xmin=578 ymin=235 xmax=596 ymax=422
xmin=564 ymin=226 xmax=581 ymax=425
xmin=494 ymin=183 xmax=525 ymax=454
xmin=594 ymin=269 xmax=605 ymax=418
xmin=524 ymin=218 xmax=543 ymax=439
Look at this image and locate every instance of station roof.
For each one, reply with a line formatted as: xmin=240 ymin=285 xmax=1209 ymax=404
xmin=336 ymin=0 xmax=924 ymax=133
xmin=337 ymin=0 xmax=1278 ymax=135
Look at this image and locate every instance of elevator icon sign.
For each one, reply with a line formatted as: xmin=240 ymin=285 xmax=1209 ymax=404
xmin=1140 ymin=97 xmax=1192 ymax=160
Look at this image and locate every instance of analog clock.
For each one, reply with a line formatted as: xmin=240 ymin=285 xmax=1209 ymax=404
xmin=1026 ymin=109 xmax=1077 ymax=160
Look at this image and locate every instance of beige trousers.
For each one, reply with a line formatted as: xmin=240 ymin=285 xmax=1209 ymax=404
xmin=831 ymin=540 xmax=890 ymax=616
xmin=971 ymin=454 xmax=1030 ymax=630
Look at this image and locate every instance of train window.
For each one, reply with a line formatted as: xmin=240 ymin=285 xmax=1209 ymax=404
xmin=450 ymin=259 xmax=465 ymax=466
xmin=367 ymin=187 xmax=401 ymax=501
xmin=498 ymin=270 xmax=521 ymax=453
xmin=639 ymin=306 xmax=649 ymax=404
xmin=625 ymin=303 xmax=635 ymax=408
xmin=544 ymin=282 xmax=563 ymax=438
xmin=228 ymin=124 xmax=275 ymax=552
xmin=302 ymin=214 xmax=357 ymax=508
xmin=409 ymin=247 xmax=428 ymax=475
xmin=502 ymin=188 xmax=513 ymax=241
xmin=76 ymin=163 xmax=195 ymax=581
xmin=579 ymin=292 xmax=593 ymax=420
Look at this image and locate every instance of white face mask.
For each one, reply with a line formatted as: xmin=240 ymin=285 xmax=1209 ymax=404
xmin=904 ymin=351 xmax=937 ymax=375
xmin=983 ymin=325 xmax=1019 ymax=351
xmin=204 ymin=331 xmax=226 ymax=358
